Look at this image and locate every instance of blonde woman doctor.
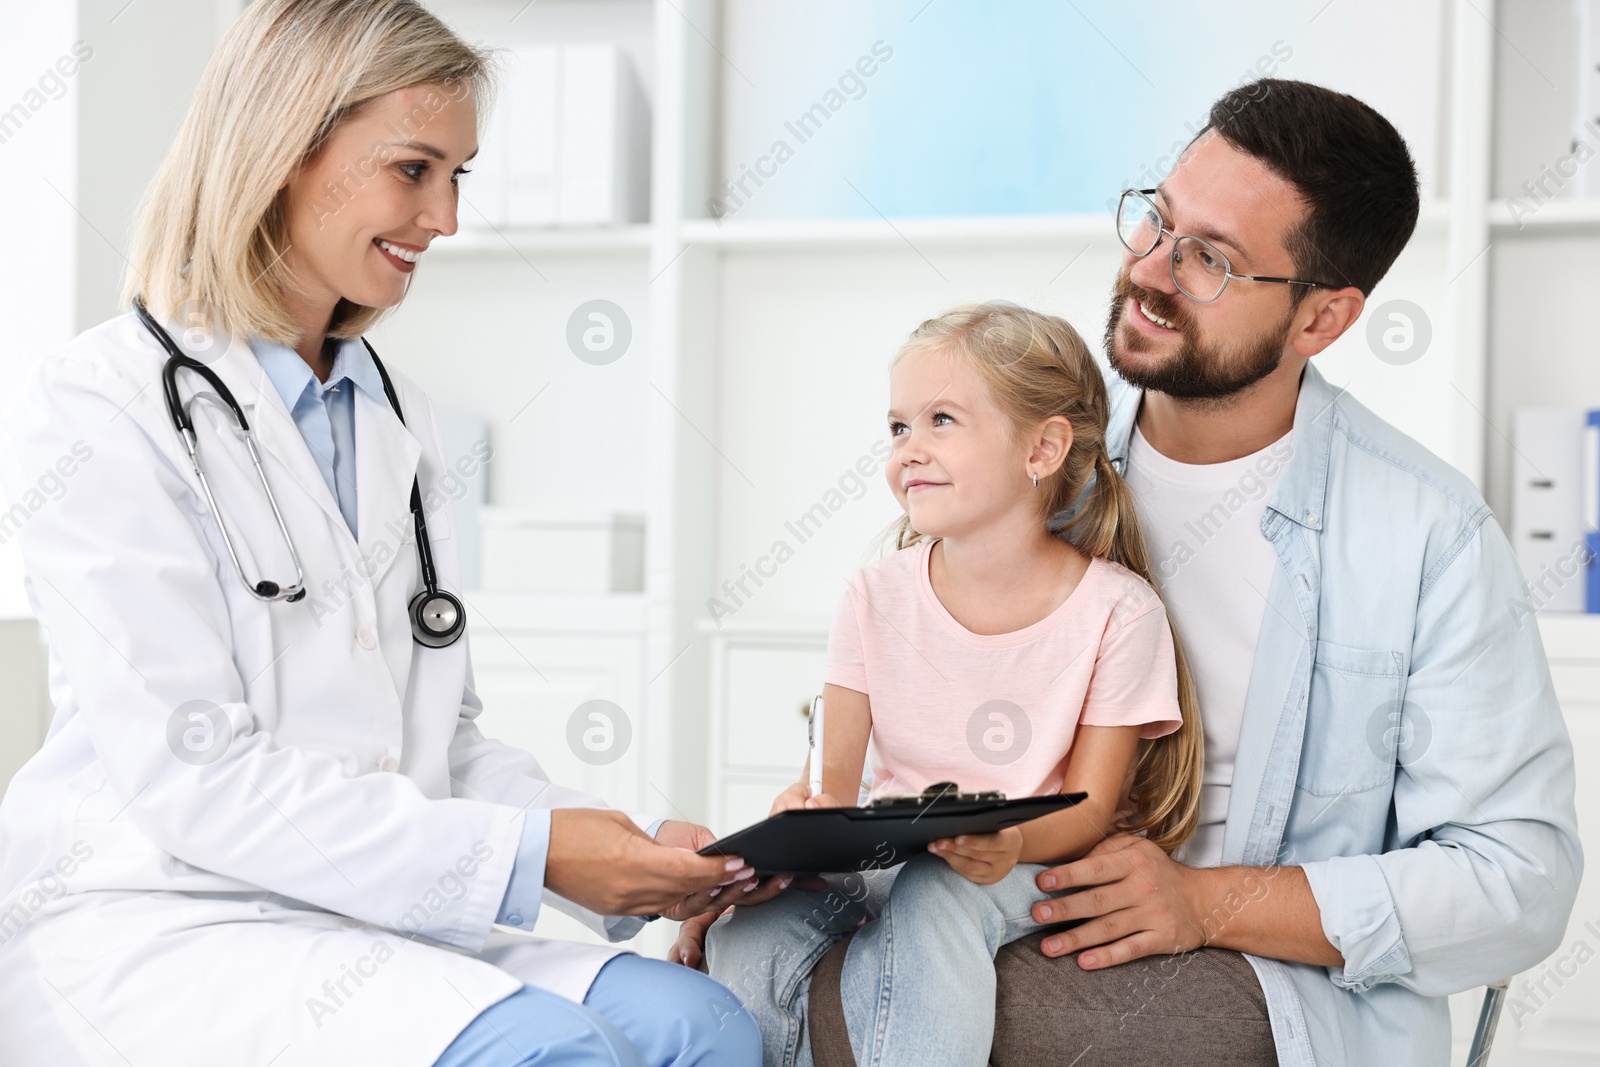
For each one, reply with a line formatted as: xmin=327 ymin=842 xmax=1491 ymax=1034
xmin=0 ymin=2 xmax=776 ymax=1064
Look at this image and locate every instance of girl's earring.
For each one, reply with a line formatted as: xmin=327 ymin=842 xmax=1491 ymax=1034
xmin=1031 ymin=471 xmax=1039 ymax=488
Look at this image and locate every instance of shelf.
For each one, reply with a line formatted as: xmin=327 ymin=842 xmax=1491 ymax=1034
xmin=1488 ymin=197 xmax=1600 ymax=234
xmin=680 ymin=212 xmax=1119 ymax=251
xmin=428 ymin=205 xmax=1459 ymax=259
xmin=679 ymin=201 xmax=1449 ymax=253
xmin=434 ymin=224 xmax=652 ymax=256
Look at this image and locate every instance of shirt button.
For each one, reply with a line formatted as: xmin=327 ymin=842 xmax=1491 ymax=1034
xmin=1305 ymin=511 xmax=1319 ymax=525
xmin=378 ymin=756 xmax=399 ymax=773
xmin=356 ymin=626 xmax=376 ymax=650
xmin=506 ymin=913 xmax=523 ymax=927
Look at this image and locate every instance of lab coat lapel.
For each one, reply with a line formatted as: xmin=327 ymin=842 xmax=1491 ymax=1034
xmin=352 ymin=380 xmax=423 ymax=590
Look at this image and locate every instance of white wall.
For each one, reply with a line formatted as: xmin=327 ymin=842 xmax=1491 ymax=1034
xmin=0 ymin=0 xmax=80 ymax=619
xmin=0 ymin=0 xmax=81 ymax=787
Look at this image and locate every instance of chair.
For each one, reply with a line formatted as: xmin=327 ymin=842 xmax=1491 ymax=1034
xmin=806 ymin=943 xmax=1516 ymax=1067
xmin=1467 ymin=979 xmax=1511 ymax=1066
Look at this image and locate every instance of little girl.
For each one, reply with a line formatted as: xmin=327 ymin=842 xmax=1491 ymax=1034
xmin=701 ymin=301 xmax=1203 ymax=1067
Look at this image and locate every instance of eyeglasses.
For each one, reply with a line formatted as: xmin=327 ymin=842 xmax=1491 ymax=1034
xmin=1115 ymin=188 xmax=1338 ymax=303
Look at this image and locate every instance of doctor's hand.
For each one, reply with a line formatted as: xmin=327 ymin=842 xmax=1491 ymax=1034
xmin=654 ymin=819 xmax=810 ymax=920
xmin=546 ymin=809 xmax=749 ymax=919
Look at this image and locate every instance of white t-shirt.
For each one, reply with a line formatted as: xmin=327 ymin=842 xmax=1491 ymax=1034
xmin=1123 ymin=424 xmax=1293 ymax=868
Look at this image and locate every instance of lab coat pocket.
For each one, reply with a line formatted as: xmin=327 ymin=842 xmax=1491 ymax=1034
xmin=1296 ymin=640 xmax=1405 ymax=798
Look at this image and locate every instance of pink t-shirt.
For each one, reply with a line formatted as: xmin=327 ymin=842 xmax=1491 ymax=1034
xmin=826 ymin=538 xmax=1182 ymax=802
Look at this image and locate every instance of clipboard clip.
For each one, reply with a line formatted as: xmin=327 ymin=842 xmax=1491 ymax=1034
xmin=865 ymin=781 xmax=1006 ymax=810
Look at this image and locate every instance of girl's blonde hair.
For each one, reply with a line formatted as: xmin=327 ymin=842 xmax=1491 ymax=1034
xmin=884 ymin=301 xmax=1203 ymax=852
xmin=121 ymin=0 xmax=496 ymax=346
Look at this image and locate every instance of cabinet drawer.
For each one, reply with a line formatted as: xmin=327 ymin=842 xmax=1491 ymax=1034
xmin=723 ymin=641 xmax=827 ymax=771
xmin=719 ymin=775 xmax=793 ymax=838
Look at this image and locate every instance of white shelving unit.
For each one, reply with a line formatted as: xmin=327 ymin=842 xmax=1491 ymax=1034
xmin=428 ymin=224 xmax=654 ymax=256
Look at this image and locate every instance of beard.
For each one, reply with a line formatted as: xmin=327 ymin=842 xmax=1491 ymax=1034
xmin=1103 ymin=268 xmax=1294 ymax=401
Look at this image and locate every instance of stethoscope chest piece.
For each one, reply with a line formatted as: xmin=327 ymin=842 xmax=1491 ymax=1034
xmin=410 ymin=589 xmax=465 ymax=648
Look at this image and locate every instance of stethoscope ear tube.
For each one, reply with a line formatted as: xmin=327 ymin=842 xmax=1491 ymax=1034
xmin=139 ymin=298 xmax=307 ymax=604
xmin=138 ymin=299 xmax=250 ymax=436
xmin=136 ymin=298 xmax=463 ymax=641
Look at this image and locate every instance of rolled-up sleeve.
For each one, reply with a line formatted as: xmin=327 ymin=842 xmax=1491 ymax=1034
xmin=1302 ymin=515 xmax=1582 ymax=996
xmin=1301 ymin=853 xmax=1411 ymax=991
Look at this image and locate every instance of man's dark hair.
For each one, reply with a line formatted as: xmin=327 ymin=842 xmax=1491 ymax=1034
xmin=1197 ymin=78 xmax=1420 ymax=298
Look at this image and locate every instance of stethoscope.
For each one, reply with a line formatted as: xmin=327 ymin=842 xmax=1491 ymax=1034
xmin=134 ymin=298 xmax=466 ymax=648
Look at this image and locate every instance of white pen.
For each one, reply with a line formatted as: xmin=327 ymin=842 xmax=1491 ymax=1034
xmin=808 ymin=693 xmax=826 ymax=798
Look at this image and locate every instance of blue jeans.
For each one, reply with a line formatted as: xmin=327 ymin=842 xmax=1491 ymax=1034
xmin=433 ymin=952 xmax=761 ymax=1066
xmin=704 ymin=854 xmax=1072 ymax=1067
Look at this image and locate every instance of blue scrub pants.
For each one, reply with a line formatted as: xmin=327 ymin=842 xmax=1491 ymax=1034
xmin=432 ymin=953 xmax=761 ymax=1066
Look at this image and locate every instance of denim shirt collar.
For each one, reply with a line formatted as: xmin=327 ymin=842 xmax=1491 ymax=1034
xmin=1103 ymin=360 xmax=1339 ymax=534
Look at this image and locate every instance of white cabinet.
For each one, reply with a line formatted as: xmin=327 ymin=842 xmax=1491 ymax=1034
xmin=465 ymin=592 xmax=651 ymax=815
xmin=1449 ymin=615 xmax=1600 ymax=1066
xmin=463 ymin=591 xmax=679 ymax=956
xmin=704 ymin=623 xmax=828 ymax=838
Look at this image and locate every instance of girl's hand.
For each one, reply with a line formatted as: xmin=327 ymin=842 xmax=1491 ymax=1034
xmin=769 ymin=782 xmax=845 ymax=816
xmin=929 ymin=825 xmax=1024 ymax=885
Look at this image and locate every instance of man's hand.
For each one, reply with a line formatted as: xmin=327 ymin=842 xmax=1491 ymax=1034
xmin=929 ymin=825 xmax=1023 ymax=885
xmin=1027 ymin=833 xmax=1341 ymax=970
xmin=1028 ymin=834 xmax=1210 ymax=968
xmin=671 ymin=905 xmax=728 ymax=968
xmin=546 ymin=809 xmax=750 ymax=919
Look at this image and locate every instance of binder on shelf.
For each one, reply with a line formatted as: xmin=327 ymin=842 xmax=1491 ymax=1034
xmin=1586 ymin=410 xmax=1599 ymax=612
xmin=465 ymin=44 xmax=649 ymax=230
xmin=558 ymin=44 xmax=650 ymax=227
xmin=506 ymin=45 xmax=559 ymax=227
xmin=1511 ymin=409 xmax=1589 ymax=614
xmin=469 ymin=90 xmax=510 ymax=226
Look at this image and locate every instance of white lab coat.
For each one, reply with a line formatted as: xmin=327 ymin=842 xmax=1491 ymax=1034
xmin=0 ymin=311 xmax=652 ymax=1067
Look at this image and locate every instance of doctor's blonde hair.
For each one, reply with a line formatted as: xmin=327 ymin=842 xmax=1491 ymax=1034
xmin=883 ymin=301 xmax=1204 ymax=853
xmin=121 ymin=0 xmax=495 ymax=346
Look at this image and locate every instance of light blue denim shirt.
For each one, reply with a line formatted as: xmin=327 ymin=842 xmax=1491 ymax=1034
xmin=250 ymin=335 xmax=668 ymax=933
xmin=1090 ymin=362 xmax=1582 ymax=1066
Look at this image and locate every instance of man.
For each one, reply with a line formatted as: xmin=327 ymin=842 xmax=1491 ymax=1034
xmin=683 ymin=79 xmax=1583 ymax=1066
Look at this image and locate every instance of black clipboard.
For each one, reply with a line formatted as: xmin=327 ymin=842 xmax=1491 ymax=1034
xmin=697 ymin=789 xmax=1088 ymax=874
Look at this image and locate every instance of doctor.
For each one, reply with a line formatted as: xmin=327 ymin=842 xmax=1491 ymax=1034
xmin=0 ymin=1 xmax=775 ymax=1064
